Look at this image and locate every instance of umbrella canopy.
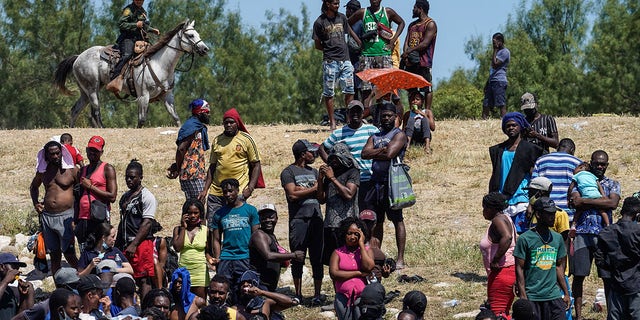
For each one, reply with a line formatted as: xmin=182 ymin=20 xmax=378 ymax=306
xmin=356 ymin=68 xmax=431 ymax=96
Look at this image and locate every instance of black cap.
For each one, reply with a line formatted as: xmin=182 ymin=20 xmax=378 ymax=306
xmin=77 ymin=275 xmax=109 ymax=295
xmin=533 ymin=197 xmax=557 ymax=214
xmin=292 ymin=139 xmax=319 ymax=157
xmin=344 ymin=0 xmax=361 ymax=9
xmin=359 ymin=282 xmax=385 ymax=307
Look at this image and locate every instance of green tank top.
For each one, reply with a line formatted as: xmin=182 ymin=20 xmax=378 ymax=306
xmin=362 ymin=7 xmax=392 ymax=57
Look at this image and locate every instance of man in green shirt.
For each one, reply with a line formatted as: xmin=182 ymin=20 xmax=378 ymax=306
xmin=514 ymin=197 xmax=570 ymax=319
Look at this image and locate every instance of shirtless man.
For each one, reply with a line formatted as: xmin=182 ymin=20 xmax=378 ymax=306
xmin=30 ymin=141 xmax=79 ymax=275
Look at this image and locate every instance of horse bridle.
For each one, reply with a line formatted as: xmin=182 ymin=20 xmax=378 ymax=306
xmin=169 ymin=25 xmax=205 ymax=54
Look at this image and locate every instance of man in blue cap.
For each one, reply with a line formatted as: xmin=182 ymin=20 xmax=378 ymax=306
xmin=0 ymin=253 xmax=34 ymax=319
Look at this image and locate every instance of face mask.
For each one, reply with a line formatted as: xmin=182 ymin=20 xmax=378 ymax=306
xmin=102 ymin=242 xmax=109 ymax=250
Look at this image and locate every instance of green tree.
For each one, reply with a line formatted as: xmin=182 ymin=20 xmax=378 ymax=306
xmin=584 ymin=0 xmax=640 ymax=114
xmin=432 ymin=68 xmax=483 ymax=119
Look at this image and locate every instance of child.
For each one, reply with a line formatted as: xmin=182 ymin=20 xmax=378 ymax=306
xmin=569 ymin=162 xmax=609 ymax=226
xmin=60 ymin=133 xmax=84 ymax=167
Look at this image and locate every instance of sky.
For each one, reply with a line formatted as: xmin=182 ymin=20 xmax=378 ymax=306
xmin=225 ymin=0 xmax=520 ymax=86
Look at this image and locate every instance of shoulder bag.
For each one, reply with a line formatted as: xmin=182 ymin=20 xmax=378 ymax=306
xmin=367 ymin=7 xmax=394 ymax=42
xmin=388 ymin=157 xmax=416 ymax=210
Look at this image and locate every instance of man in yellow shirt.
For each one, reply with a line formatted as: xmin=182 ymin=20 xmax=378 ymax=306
xmin=199 ymin=108 xmax=262 ymax=223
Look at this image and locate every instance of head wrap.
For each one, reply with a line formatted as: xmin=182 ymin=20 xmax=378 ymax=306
xmin=189 ymin=99 xmax=210 ymax=115
xmin=223 ymin=108 xmax=248 ymax=133
xmin=501 ymin=112 xmax=530 ymax=134
xmin=170 ymin=268 xmax=196 ymax=314
xmin=36 ymin=141 xmax=75 ymax=173
xmin=482 ymin=192 xmax=508 ymax=211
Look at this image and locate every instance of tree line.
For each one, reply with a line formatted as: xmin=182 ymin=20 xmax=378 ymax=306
xmin=0 ymin=0 xmax=637 ymax=128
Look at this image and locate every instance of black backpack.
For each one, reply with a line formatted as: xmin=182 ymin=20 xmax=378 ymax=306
xmin=156 ymin=236 xmax=180 ymax=286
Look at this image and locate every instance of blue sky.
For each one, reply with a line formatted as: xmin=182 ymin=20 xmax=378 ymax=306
xmin=225 ymin=0 xmax=520 ymax=86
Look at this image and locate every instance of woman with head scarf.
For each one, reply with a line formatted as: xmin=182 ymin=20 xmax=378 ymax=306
xmin=169 ymin=268 xmax=205 ymax=320
xmin=318 ymin=142 xmax=360 ymax=266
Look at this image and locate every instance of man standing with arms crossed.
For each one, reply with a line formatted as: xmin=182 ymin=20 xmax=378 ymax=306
xmin=349 ymin=0 xmax=405 ymax=99
xmin=313 ymin=0 xmax=361 ymax=131
xmin=402 ymin=0 xmax=437 ymax=110
xmin=30 ymin=141 xmax=79 ymax=276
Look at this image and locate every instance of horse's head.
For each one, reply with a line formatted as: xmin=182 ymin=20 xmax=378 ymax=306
xmin=177 ymin=20 xmax=209 ymax=56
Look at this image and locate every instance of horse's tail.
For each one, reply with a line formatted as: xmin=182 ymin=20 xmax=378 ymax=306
xmin=54 ymin=55 xmax=78 ymax=96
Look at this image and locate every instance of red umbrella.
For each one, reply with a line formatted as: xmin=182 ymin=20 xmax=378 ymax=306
xmin=356 ymin=68 xmax=431 ymax=95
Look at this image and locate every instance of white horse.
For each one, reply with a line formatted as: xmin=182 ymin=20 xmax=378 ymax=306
xmin=54 ymin=20 xmax=209 ymax=128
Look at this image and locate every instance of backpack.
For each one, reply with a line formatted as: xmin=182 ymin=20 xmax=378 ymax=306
xmin=156 ymin=236 xmax=180 ymax=286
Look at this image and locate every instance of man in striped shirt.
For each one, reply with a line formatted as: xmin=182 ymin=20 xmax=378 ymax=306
xmin=319 ymin=99 xmax=379 ymax=211
xmin=532 ymin=138 xmax=582 ymax=220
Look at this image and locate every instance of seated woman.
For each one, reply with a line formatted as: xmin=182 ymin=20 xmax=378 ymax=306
xmin=77 ymin=222 xmax=133 ymax=276
xmin=170 ymin=268 xmax=206 ymax=320
xmin=236 ymin=270 xmax=299 ymax=320
xmin=173 ymin=199 xmax=210 ymax=298
xmin=329 ymin=217 xmax=375 ymax=320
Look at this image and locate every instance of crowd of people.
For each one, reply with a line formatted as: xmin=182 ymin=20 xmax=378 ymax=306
xmin=3 ymin=1 xmax=638 ymax=320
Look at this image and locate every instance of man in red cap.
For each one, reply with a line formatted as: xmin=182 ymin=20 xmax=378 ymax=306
xmin=167 ymin=98 xmax=211 ymax=200
xmin=76 ymin=136 xmax=118 ymax=249
xmin=199 ymin=109 xmax=263 ymax=223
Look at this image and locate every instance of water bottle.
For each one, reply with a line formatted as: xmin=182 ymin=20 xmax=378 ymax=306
xmin=442 ymin=299 xmax=459 ymax=308
xmin=115 ymin=254 xmax=123 ymax=269
xmin=593 ymin=288 xmax=605 ymax=312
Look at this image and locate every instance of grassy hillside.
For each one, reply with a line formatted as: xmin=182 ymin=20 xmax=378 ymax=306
xmin=2 ymin=116 xmax=637 ymax=319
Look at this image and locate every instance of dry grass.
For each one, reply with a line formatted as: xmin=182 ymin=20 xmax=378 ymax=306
xmin=2 ymin=116 xmax=638 ymax=319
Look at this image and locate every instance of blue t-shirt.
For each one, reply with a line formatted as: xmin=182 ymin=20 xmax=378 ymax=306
xmin=573 ymin=171 xmax=601 ymax=199
xmin=210 ymin=203 xmax=259 ymax=260
xmin=490 ymin=47 xmax=510 ymax=82
xmin=77 ymin=246 xmax=129 ymax=274
xmin=500 ymin=150 xmax=530 ymax=204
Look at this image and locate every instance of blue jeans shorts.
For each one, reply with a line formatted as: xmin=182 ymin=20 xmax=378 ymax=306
xmin=323 ymin=60 xmax=355 ymax=97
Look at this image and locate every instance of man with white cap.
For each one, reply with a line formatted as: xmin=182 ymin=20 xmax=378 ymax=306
xmin=524 ymin=177 xmax=571 ymax=253
xmin=249 ymin=204 xmax=304 ymax=292
xmin=13 ymin=267 xmax=80 ymax=320
xmin=0 ymin=253 xmax=33 ymax=318
xmin=521 ymin=92 xmax=559 ymax=153
xmin=167 ymin=98 xmax=211 ymax=200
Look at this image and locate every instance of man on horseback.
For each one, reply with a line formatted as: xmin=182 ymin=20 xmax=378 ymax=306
xmin=112 ymin=0 xmax=160 ymax=80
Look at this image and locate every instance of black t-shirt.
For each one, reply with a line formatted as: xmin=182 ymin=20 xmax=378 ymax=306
xmin=280 ymin=164 xmax=321 ymax=219
xmin=527 ymin=114 xmax=558 ymax=152
xmin=312 ymin=12 xmax=350 ymax=61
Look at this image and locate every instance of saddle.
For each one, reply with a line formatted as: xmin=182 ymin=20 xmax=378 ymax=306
xmin=104 ymin=41 xmax=149 ymax=96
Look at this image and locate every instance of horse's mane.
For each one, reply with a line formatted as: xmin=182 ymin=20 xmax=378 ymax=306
xmin=144 ymin=20 xmax=188 ymax=57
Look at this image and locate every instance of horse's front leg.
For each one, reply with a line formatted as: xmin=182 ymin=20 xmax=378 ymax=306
xmin=137 ymin=94 xmax=150 ymax=128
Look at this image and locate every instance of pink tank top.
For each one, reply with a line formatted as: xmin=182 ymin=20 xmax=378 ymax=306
xmin=479 ymin=214 xmax=516 ymax=274
xmin=334 ymin=245 xmax=368 ymax=301
xmin=78 ymin=162 xmax=109 ymax=220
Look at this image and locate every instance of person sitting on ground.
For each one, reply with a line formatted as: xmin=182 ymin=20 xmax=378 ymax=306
xmin=60 ymin=133 xmax=84 ymax=168
xmin=402 ymin=91 xmax=435 ymax=154
xmin=397 ymin=309 xmax=417 ymax=320
xmin=329 ymin=217 xmax=375 ymax=320
xmin=77 ymin=222 xmax=133 ymax=276
xmin=249 ymin=204 xmax=304 ymax=292
xmin=402 ymin=290 xmax=427 ymax=320
xmin=235 ymin=270 xmax=298 ymax=320
xmin=112 ymin=276 xmax=139 ymax=317
xmin=207 ymin=275 xmax=246 ymax=320
xmin=141 ymin=307 xmax=168 ymax=320
xmin=475 ymin=308 xmax=497 ymax=320
xmin=170 ymin=268 xmax=205 ymax=320
xmin=0 ymin=253 xmax=34 ymax=319
xmin=48 ymin=288 xmax=81 ymax=320
xmin=12 ymin=267 xmax=80 ymax=320
xmin=141 ymin=288 xmax=175 ymax=320
xmin=569 ymin=162 xmax=610 ymax=226
xmin=197 ymin=304 xmax=230 ymax=320
xmin=358 ymin=282 xmax=386 ymax=320
xmin=77 ymin=274 xmax=111 ymax=319
xmin=318 ymin=142 xmax=360 ymax=266
xmin=173 ymin=198 xmax=211 ymax=299
xmin=510 ymin=299 xmax=536 ymax=320
xmin=479 ymin=192 xmax=516 ymax=318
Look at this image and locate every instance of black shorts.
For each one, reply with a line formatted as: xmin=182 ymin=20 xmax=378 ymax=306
xmin=364 ymin=182 xmax=403 ymax=223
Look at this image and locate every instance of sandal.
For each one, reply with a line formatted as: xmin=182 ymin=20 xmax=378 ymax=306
xmin=384 ymin=290 xmax=401 ymax=304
